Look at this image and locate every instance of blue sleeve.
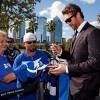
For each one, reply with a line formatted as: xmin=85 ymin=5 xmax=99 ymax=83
xmin=13 ymin=54 xmax=22 ymax=69
xmin=14 ymin=64 xmax=28 ymax=82
xmin=0 ymin=59 xmax=13 ymax=81
xmin=39 ymin=51 xmax=49 ymax=64
xmin=13 ymin=54 xmax=28 ymax=82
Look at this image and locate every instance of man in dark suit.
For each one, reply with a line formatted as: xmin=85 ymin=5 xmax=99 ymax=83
xmin=48 ymin=3 xmax=100 ymax=100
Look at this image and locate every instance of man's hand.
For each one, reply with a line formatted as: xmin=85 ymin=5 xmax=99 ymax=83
xmin=50 ymin=43 xmax=62 ymax=56
xmin=48 ymin=64 xmax=66 ymax=75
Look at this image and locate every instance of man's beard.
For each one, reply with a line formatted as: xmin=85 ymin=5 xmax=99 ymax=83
xmin=28 ymin=48 xmax=36 ymax=52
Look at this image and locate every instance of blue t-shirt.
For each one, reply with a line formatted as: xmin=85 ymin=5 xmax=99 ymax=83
xmin=13 ymin=50 xmax=49 ymax=100
xmin=0 ymin=55 xmax=16 ymax=93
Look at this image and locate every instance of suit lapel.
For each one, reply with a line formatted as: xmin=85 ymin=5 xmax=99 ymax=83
xmin=70 ymin=22 xmax=90 ymax=54
xmin=70 ymin=31 xmax=84 ymax=54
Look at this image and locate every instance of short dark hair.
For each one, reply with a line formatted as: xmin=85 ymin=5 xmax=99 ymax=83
xmin=62 ymin=3 xmax=84 ymax=18
xmin=7 ymin=37 xmax=15 ymax=43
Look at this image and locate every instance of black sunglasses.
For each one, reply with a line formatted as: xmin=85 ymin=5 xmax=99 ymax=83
xmin=7 ymin=41 xmax=13 ymax=43
xmin=26 ymin=41 xmax=36 ymax=44
xmin=65 ymin=15 xmax=74 ymax=23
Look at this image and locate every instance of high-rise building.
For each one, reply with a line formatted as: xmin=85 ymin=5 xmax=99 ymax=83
xmin=51 ymin=16 xmax=62 ymax=43
xmin=36 ymin=17 xmax=47 ymax=42
xmin=8 ymin=21 xmax=25 ymax=43
xmin=18 ymin=21 xmax=25 ymax=42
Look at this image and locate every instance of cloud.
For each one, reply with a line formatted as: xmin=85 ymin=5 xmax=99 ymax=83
xmin=39 ymin=1 xmax=65 ymax=21
xmin=39 ymin=9 xmax=50 ymax=18
xmin=63 ymin=31 xmax=72 ymax=40
xmin=63 ymin=23 xmax=70 ymax=31
xmin=90 ymin=21 xmax=100 ymax=26
xmin=80 ymin=0 xmax=96 ymax=4
xmin=49 ymin=1 xmax=64 ymax=19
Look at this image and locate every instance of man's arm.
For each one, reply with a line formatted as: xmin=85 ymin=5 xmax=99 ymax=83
xmin=60 ymin=50 xmax=71 ymax=61
xmin=68 ymin=28 xmax=100 ymax=75
xmin=2 ymin=72 xmax=16 ymax=83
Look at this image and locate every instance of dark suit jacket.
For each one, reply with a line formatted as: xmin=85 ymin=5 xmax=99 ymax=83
xmin=61 ymin=22 xmax=100 ymax=100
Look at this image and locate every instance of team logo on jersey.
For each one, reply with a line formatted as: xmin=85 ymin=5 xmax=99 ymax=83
xmin=3 ymin=63 xmax=11 ymax=69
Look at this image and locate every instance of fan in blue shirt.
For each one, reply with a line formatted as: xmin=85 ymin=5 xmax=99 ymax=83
xmin=13 ymin=49 xmax=49 ymax=100
xmin=13 ymin=33 xmax=50 ymax=100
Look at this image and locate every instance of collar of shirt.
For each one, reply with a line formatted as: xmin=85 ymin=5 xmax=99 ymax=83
xmin=76 ymin=21 xmax=87 ymax=36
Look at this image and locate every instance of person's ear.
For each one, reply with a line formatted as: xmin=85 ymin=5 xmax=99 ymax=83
xmin=77 ymin=12 xmax=81 ymax=18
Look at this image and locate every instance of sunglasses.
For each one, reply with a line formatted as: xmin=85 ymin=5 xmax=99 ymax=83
xmin=7 ymin=41 xmax=13 ymax=43
xmin=26 ymin=41 xmax=36 ymax=44
xmin=65 ymin=15 xmax=74 ymax=23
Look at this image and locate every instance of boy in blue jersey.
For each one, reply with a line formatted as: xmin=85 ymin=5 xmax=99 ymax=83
xmin=13 ymin=32 xmax=50 ymax=100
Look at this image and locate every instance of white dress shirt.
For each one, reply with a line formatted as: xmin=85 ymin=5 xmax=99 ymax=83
xmin=76 ymin=21 xmax=87 ymax=37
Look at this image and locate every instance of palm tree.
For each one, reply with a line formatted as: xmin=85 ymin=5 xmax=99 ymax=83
xmin=0 ymin=0 xmax=40 ymax=34
xmin=46 ymin=20 xmax=56 ymax=43
xmin=0 ymin=13 xmax=9 ymax=32
xmin=28 ymin=18 xmax=38 ymax=33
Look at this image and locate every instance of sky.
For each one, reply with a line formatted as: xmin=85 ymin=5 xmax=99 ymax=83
xmin=35 ymin=0 xmax=100 ymax=40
